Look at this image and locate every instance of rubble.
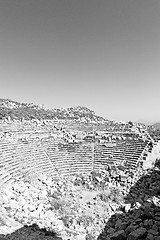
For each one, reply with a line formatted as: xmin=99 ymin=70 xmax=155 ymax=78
xmin=0 ymin=169 xmax=129 ymax=240
xmin=0 ymin=158 xmax=160 ymax=240
xmin=98 ymin=165 xmax=160 ymax=240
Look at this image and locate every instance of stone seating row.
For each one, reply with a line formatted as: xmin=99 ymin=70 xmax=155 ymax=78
xmin=0 ymin=140 xmax=58 ymax=185
xmin=93 ymin=139 xmax=149 ymax=170
xmin=0 ymin=136 xmax=153 ymax=186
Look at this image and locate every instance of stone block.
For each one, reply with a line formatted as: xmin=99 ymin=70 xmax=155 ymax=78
xmin=128 ymin=227 xmax=147 ymax=240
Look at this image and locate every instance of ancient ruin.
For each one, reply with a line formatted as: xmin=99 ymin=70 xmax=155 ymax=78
xmin=0 ymin=99 xmax=160 ymax=240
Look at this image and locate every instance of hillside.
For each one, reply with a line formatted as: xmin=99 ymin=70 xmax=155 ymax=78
xmin=0 ymin=99 xmax=104 ymax=122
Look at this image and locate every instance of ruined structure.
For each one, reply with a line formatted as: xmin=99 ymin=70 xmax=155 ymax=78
xmin=0 ymin=99 xmax=160 ymax=239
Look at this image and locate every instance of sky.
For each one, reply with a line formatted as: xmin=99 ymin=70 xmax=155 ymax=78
xmin=0 ymin=0 xmax=160 ymax=123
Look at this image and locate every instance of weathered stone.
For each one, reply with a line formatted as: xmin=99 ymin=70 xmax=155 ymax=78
xmin=147 ymin=229 xmax=159 ymax=235
xmin=125 ymin=204 xmax=131 ymax=212
xmin=145 ymin=233 xmax=154 ymax=240
xmin=28 ymin=203 xmax=37 ymax=212
xmin=147 ymin=219 xmax=154 ymax=226
xmin=127 ymin=227 xmax=147 ymax=240
xmin=154 ymin=221 xmax=160 ymax=227
xmin=117 ymin=222 xmax=128 ymax=230
xmin=135 ymin=218 xmax=142 ymax=224
xmin=110 ymin=230 xmax=126 ymax=240
xmin=133 ymin=210 xmax=142 ymax=220
xmin=152 ymin=224 xmax=159 ymax=232
xmin=107 ymin=227 xmax=115 ymax=234
xmin=45 ymin=210 xmax=56 ymax=222
xmin=115 ymin=219 xmax=122 ymax=229
xmin=154 ymin=216 xmax=160 ymax=221
xmin=30 ymin=210 xmax=40 ymax=219
xmin=155 ymin=212 xmax=160 ymax=216
xmin=125 ymin=225 xmax=137 ymax=235
xmin=154 ymin=237 xmax=160 ymax=240
xmin=9 ymin=199 xmax=19 ymax=209
xmin=144 ymin=219 xmax=149 ymax=227
xmin=142 ymin=207 xmax=154 ymax=220
xmin=135 ymin=202 xmax=141 ymax=209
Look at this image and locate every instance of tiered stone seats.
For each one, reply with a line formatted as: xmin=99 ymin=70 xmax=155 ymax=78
xmin=15 ymin=141 xmax=56 ymax=177
xmin=122 ymin=139 xmax=149 ymax=169
xmin=0 ymin=167 xmax=13 ymax=186
xmin=0 ymin=139 xmax=58 ymax=186
xmin=0 ymin=118 xmax=156 ymax=187
xmin=0 ymin=136 xmax=150 ymax=185
xmin=41 ymin=141 xmax=93 ymax=176
xmin=94 ymin=139 xmax=150 ymax=171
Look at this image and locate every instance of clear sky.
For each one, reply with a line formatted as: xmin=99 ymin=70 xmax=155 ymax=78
xmin=0 ymin=0 xmax=160 ymax=123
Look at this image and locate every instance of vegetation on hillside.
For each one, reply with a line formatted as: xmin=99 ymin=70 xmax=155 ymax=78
xmin=0 ymin=99 xmax=104 ymax=122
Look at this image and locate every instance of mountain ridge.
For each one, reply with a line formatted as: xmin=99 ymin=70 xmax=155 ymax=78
xmin=0 ymin=98 xmax=105 ymax=122
xmin=0 ymin=99 xmax=156 ymax=130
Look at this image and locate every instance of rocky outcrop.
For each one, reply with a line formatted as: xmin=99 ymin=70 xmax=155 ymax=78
xmin=0 ymin=224 xmax=62 ymax=240
xmin=98 ymin=167 xmax=160 ymax=240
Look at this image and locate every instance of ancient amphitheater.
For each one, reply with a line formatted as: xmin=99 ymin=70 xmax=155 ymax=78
xmin=0 ymin=99 xmax=160 ymax=240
